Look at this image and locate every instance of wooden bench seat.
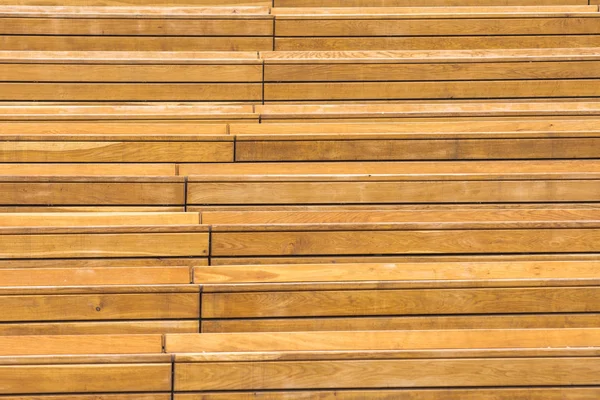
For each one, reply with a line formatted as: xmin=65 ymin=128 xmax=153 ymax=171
xmin=262 ymin=48 xmax=600 ymax=102
xmin=195 ymin=260 xmax=600 ymax=332
xmin=0 ymin=52 xmax=262 ymax=102
xmin=183 ymin=160 xmax=600 ymax=206
xmin=166 ymin=329 xmax=600 ymax=395
xmin=231 ymin=119 xmax=600 ymax=161
xmin=0 ymin=121 xmax=232 ymax=163
xmin=257 ymin=101 xmax=600 ymax=122
xmin=273 ymin=6 xmax=600 ymax=50
xmin=0 ymin=6 xmax=273 ymax=51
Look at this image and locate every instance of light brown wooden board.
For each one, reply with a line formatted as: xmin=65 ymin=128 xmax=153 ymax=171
xmin=275 ymin=0 xmax=589 ymax=6
xmin=3 ymin=395 xmax=170 ymax=400
xmin=0 ymin=212 xmax=199 ymax=226
xmin=0 ymin=257 xmax=208 ymax=268
xmin=0 ymin=321 xmax=199 ymax=335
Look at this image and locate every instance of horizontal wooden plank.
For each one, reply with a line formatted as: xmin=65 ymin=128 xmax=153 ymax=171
xmin=0 ymin=18 xmax=272 ymax=36
xmin=211 ymin=229 xmax=600 ymax=256
xmin=201 ymin=313 xmax=600 ymax=332
xmin=0 ymin=232 xmax=208 ymax=258
xmin=0 ymin=363 xmax=171 ymax=393
xmin=0 ymin=257 xmax=207 ymax=268
xmin=264 ymin=80 xmax=600 ymax=101
xmin=0 ymin=182 xmax=185 ymax=205
xmin=0 ymin=36 xmax=274 ymax=51
xmin=0 ymin=83 xmax=262 ymax=101
xmin=189 ymin=181 xmax=600 ymax=204
xmin=275 ymin=36 xmax=600 ymax=51
xmin=275 ymin=0 xmax=589 ymax=5
xmin=9 ymin=0 xmax=270 ymax=5
xmin=174 ymin=357 xmax=600 ymax=390
xmin=0 ymin=266 xmax=190 ymax=286
xmin=194 ymin=259 xmax=600 ymax=285
xmin=203 ymin=287 xmax=600 ymax=317
xmin=167 ymin=329 xmax=600 ymax=352
xmin=0 ymin=141 xmax=233 ymax=162
xmin=0 ymin=163 xmax=175 ymax=176
xmin=0 ymin=320 xmax=199 ymax=335
xmin=0 ymin=5 xmax=271 ymax=17
xmin=273 ymin=6 xmax=598 ymax=16
xmin=2 ymin=395 xmax=169 ymax=400
xmin=0 ymin=212 xmax=199 ymax=226
xmin=0 ymin=292 xmax=199 ymax=321
xmin=275 ymin=18 xmax=600 ymax=36
xmin=0 ymin=334 xmax=162 ymax=356
xmin=0 ymin=64 xmax=262 ymax=82
xmin=175 ymin=388 xmax=600 ymax=400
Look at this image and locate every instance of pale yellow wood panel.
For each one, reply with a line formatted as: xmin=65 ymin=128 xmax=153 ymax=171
xmin=235 ymin=138 xmax=600 ymax=161
xmin=275 ymin=36 xmax=600 ymax=51
xmin=0 ymin=163 xmax=174 ymax=175
xmin=0 ymin=334 xmax=162 ymax=356
xmin=0 ymin=83 xmax=262 ymax=101
xmin=176 ymin=388 xmax=600 ymax=400
xmin=211 ymin=229 xmax=600 ymax=256
xmin=0 ymin=232 xmax=208 ymax=258
xmin=0 ymin=293 xmax=199 ymax=321
xmin=275 ymin=0 xmax=588 ymax=5
xmin=0 ymin=212 xmax=198 ymax=226
xmin=276 ymin=18 xmax=600 ymax=36
xmin=201 ymin=314 xmax=600 ymax=332
xmin=0 ymin=64 xmax=263 ymax=83
xmin=0 ymin=320 xmax=199 ymax=335
xmin=264 ymin=81 xmax=600 ymax=101
xmin=0 ymin=183 xmax=184 ymax=205
xmin=0 ymin=364 xmax=171 ymax=393
xmin=0 ymin=141 xmax=233 ymax=162
xmin=202 ymin=287 xmax=600 ymax=317
xmin=188 ymin=181 xmax=600 ymax=204
xmin=4 ymin=395 xmax=169 ymax=400
xmin=0 ymin=266 xmax=190 ymax=285
xmin=0 ymin=36 xmax=273 ymax=51
xmin=0 ymin=257 xmax=207 ymax=268
xmin=175 ymin=358 xmax=600 ymax=390
xmin=0 ymin=19 xmax=272 ymax=36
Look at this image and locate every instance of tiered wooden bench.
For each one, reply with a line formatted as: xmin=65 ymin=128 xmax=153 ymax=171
xmin=0 ymin=52 xmax=262 ymax=102
xmin=195 ymin=260 xmax=600 ymax=332
xmin=262 ymin=48 xmax=600 ymax=102
xmin=0 ymin=5 xmax=273 ymax=51
xmin=232 ymin=119 xmax=600 ymax=161
xmin=273 ymin=6 xmax=600 ymax=51
xmin=166 ymin=329 xmax=600 ymax=396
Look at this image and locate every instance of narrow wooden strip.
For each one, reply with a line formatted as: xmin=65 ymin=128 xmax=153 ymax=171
xmin=0 ymin=320 xmax=199 ymax=335
xmin=275 ymin=0 xmax=589 ymax=6
xmin=0 ymin=212 xmax=199 ymax=226
xmin=0 ymin=5 xmax=271 ymax=17
xmin=273 ymin=6 xmax=597 ymax=16
xmin=0 ymin=257 xmax=207 ymax=268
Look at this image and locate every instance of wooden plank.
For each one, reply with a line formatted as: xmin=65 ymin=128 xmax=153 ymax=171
xmin=201 ymin=314 xmax=600 ymax=332
xmin=175 ymin=388 xmax=600 ymax=400
xmin=211 ymin=229 xmax=600 ymax=256
xmin=202 ymin=287 xmax=600 ymax=318
xmin=0 ymin=363 xmax=171 ymax=393
xmin=264 ymin=81 xmax=600 ymax=101
xmin=0 ymin=141 xmax=234 ymax=162
xmin=0 ymin=163 xmax=175 ymax=175
xmin=174 ymin=357 xmax=600 ymax=390
xmin=275 ymin=35 xmax=600 ymax=51
xmin=0 ymin=257 xmax=207 ymax=268
xmin=0 ymin=292 xmax=199 ymax=321
xmin=3 ymin=395 xmax=170 ymax=400
xmin=273 ymin=6 xmax=598 ymax=16
xmin=166 ymin=329 xmax=600 ymax=352
xmin=0 ymin=212 xmax=199 ymax=226
xmin=0 ymin=83 xmax=262 ymax=101
xmin=0 ymin=5 xmax=271 ymax=17
xmin=275 ymin=0 xmax=590 ymax=6
xmin=275 ymin=18 xmax=600 ymax=36
xmin=0 ymin=266 xmax=190 ymax=286
xmin=0 ymin=231 xmax=208 ymax=258
xmin=9 ymin=0 xmax=269 ymax=4
xmin=0 ymin=182 xmax=185 ymax=205
xmin=0 ymin=321 xmax=199 ymax=335
xmin=0 ymin=334 xmax=162 ymax=355
xmin=0 ymin=206 xmax=185 ymax=212
xmin=0 ymin=36 xmax=274 ymax=51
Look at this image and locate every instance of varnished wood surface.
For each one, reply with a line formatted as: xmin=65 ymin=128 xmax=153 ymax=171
xmin=0 ymin=321 xmax=199 ymax=335
xmin=276 ymin=0 xmax=590 ymax=6
xmin=0 ymin=212 xmax=199 ymax=226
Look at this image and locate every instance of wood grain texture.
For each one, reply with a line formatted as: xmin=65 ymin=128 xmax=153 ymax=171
xmin=0 ymin=257 xmax=207 ymax=268
xmin=174 ymin=357 xmax=600 ymax=390
xmin=0 ymin=231 xmax=208 ymax=258
xmin=201 ymin=313 xmax=600 ymax=332
xmin=2 ymin=395 xmax=169 ymax=400
xmin=202 ymin=287 xmax=600 ymax=317
xmin=0 ymin=320 xmax=199 ymax=335
xmin=211 ymin=229 xmax=600 ymax=256
xmin=275 ymin=0 xmax=589 ymax=6
xmin=0 ymin=212 xmax=199 ymax=226
xmin=0 ymin=363 xmax=171 ymax=393
xmin=0 ymin=292 xmax=199 ymax=321
xmin=0 ymin=334 xmax=162 ymax=355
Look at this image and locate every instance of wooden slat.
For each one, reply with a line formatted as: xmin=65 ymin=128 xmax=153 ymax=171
xmin=0 ymin=163 xmax=175 ymax=176
xmin=0 ymin=266 xmax=190 ymax=286
xmin=201 ymin=314 xmax=600 ymax=332
xmin=0 ymin=363 xmax=171 ymax=394
xmin=0 ymin=321 xmax=199 ymax=335
xmin=275 ymin=0 xmax=590 ymax=6
xmin=0 ymin=212 xmax=199 ymax=226
xmin=0 ymin=292 xmax=199 ymax=321
xmin=2 ymin=395 xmax=169 ymax=400
xmin=0 ymin=257 xmax=208 ymax=268
xmin=273 ymin=6 xmax=598 ymax=16
xmin=0 ymin=334 xmax=162 ymax=355
xmin=0 ymin=229 xmax=208 ymax=258
xmin=0 ymin=5 xmax=271 ymax=17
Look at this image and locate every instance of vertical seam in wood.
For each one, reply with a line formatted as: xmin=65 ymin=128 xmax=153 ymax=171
xmin=170 ymin=353 xmax=175 ymax=400
xmin=233 ymin=134 xmax=238 ymax=162
xmin=208 ymin=224 xmax=213 ymax=266
xmin=183 ymin=176 xmax=188 ymax=212
xmin=199 ymin=284 xmax=203 ymax=333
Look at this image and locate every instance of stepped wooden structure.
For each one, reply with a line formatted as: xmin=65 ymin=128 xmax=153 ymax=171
xmin=0 ymin=0 xmax=599 ymax=398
